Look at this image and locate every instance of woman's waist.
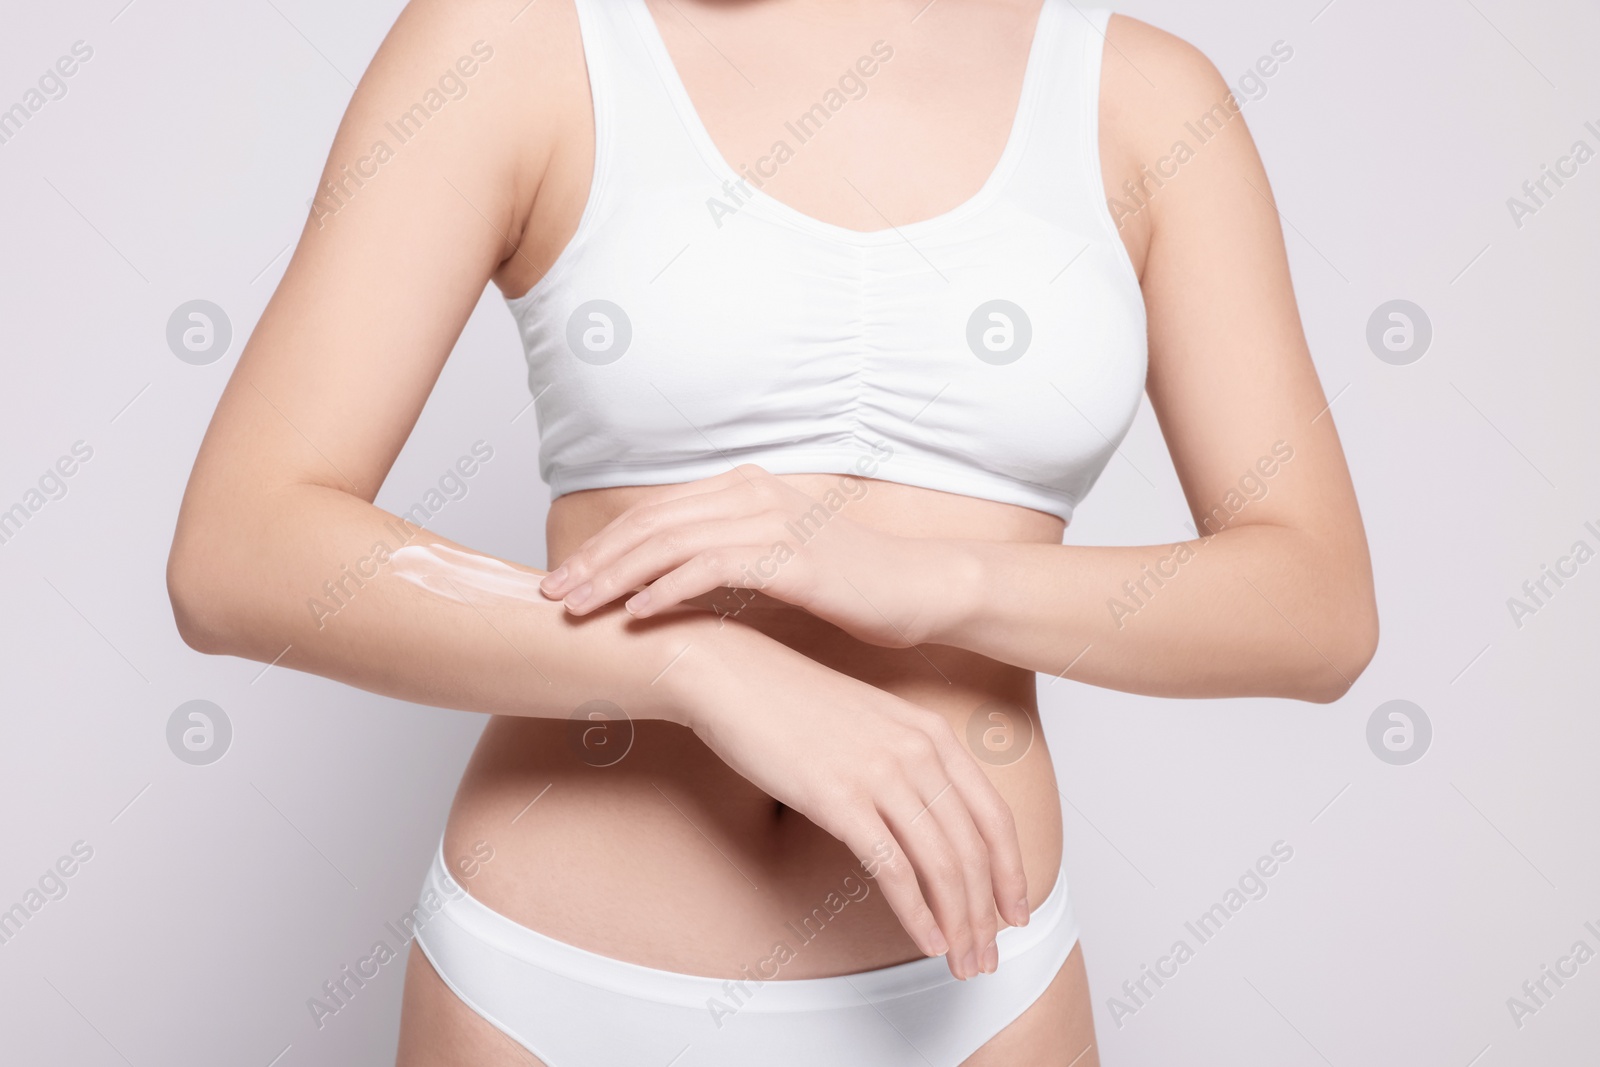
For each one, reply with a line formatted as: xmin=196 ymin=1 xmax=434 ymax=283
xmin=440 ymin=653 xmax=1062 ymax=978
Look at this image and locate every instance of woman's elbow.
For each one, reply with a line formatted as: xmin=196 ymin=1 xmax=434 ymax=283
xmin=1297 ymin=590 xmax=1379 ymax=704
xmin=166 ymin=531 xmax=235 ymax=656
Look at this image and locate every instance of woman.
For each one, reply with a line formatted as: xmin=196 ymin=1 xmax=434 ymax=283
xmin=168 ymin=0 xmax=1377 ymax=1062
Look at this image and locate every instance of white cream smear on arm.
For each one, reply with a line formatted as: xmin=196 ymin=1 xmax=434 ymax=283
xmin=389 ymin=543 xmax=552 ymax=607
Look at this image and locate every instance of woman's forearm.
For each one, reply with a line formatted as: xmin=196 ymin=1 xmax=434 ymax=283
xmin=167 ymin=482 xmax=726 ymax=725
xmin=532 ymin=467 xmax=1375 ymax=703
xmin=925 ymin=524 xmax=1378 ymax=703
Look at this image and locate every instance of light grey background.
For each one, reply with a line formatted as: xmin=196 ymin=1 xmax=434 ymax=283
xmin=2 ymin=0 xmax=1596 ymax=1064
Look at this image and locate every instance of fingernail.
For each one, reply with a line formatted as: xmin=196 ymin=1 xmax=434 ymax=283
xmin=563 ymin=582 xmax=592 ymax=610
xmin=624 ymin=590 xmax=651 ymax=615
xmin=927 ymin=927 xmax=949 ymax=957
xmin=984 ymin=941 xmax=998 ymax=973
xmin=1016 ymin=898 xmax=1031 ymax=925
xmin=964 ymin=949 xmax=979 ymax=978
xmin=541 ymin=566 xmax=568 ymax=594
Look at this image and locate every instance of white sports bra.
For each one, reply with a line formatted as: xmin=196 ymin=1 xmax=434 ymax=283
xmin=507 ymin=0 xmax=1146 ymax=523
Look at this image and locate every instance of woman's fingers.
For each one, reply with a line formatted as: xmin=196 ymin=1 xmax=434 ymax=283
xmin=538 ymin=495 xmax=706 ymax=599
xmin=542 ymin=477 xmax=772 ymax=598
xmin=542 ymin=492 xmax=751 ymax=602
xmin=623 ymin=548 xmax=752 ymax=618
xmin=878 ymin=774 xmax=984 ymax=980
xmin=924 ymin=782 xmax=1001 ymax=974
xmin=556 ymin=518 xmax=775 ymax=615
xmin=833 ymin=813 xmax=948 ymax=960
xmin=833 ymin=714 xmax=1025 ymax=978
xmin=929 ymin=719 xmax=1031 ymax=930
xmin=624 ymin=530 xmax=816 ymax=618
xmin=960 ymin=775 xmax=1030 ymax=933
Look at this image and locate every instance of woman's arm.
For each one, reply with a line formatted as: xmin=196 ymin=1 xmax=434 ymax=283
xmin=167 ymin=0 xmax=1028 ymax=979
xmin=922 ymin=20 xmax=1378 ymax=701
xmin=166 ymin=0 xmax=637 ymax=714
xmin=949 ymin=17 xmax=1378 ymax=702
xmin=541 ymin=18 xmax=1378 ymax=703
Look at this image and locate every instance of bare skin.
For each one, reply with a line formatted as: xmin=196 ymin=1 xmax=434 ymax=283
xmin=167 ymin=0 xmax=1377 ymax=1063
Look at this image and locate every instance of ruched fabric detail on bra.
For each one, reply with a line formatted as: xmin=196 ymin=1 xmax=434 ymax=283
xmin=508 ymin=0 xmax=1147 ymax=524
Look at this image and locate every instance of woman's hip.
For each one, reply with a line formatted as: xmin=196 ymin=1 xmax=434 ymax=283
xmin=410 ymin=833 xmax=1080 ymax=1067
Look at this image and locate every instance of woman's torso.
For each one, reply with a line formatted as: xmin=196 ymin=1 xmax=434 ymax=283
xmin=445 ymin=477 xmax=1066 ymax=978
xmin=442 ymin=0 xmax=1148 ymax=979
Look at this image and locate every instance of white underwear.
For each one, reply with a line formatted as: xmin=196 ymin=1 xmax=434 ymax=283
xmin=412 ymin=839 xmax=1080 ymax=1066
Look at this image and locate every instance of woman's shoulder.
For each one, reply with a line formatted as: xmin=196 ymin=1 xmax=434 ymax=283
xmin=350 ymin=0 xmax=590 ymax=167
xmin=315 ymin=0 xmax=593 ymax=260
xmin=1096 ymin=13 xmax=1279 ymax=264
xmin=1100 ymin=13 xmax=1243 ymax=147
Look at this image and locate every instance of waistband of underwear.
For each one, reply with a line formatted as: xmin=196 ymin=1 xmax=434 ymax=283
xmin=416 ymin=835 xmax=1078 ymax=1013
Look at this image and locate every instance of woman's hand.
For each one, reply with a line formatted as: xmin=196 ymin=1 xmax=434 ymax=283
xmin=539 ymin=465 xmax=961 ymax=648
xmin=659 ymin=613 xmax=1031 ymax=980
